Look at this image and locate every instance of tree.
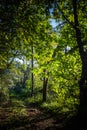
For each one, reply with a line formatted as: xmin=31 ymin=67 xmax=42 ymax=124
xmin=72 ymin=1 xmax=87 ymax=118
xmin=0 ymin=0 xmax=21 ymax=72
xmin=48 ymin=0 xmax=87 ymax=127
xmin=31 ymin=44 xmax=34 ymax=97
xmin=0 ymin=0 xmax=50 ymax=90
xmin=33 ymin=30 xmax=59 ymax=102
xmin=14 ymin=0 xmax=57 ymax=101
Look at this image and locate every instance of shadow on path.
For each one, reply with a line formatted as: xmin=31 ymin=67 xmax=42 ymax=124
xmin=0 ymin=106 xmax=86 ymax=130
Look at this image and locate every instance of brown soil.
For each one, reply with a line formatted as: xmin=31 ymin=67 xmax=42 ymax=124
xmin=0 ymin=106 xmax=86 ymax=130
xmin=0 ymin=106 xmax=65 ymax=130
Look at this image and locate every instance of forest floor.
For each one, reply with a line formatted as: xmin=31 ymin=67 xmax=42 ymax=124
xmin=0 ymin=103 xmax=86 ymax=130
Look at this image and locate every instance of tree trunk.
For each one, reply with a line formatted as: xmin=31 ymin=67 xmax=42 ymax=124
xmin=22 ymin=72 xmax=27 ymax=87
xmin=43 ymin=77 xmax=48 ymax=102
xmin=73 ymin=0 xmax=87 ymax=127
xmin=31 ymin=45 xmax=34 ymax=97
xmin=79 ymin=52 xmax=87 ymax=115
xmin=42 ymin=69 xmax=48 ymax=102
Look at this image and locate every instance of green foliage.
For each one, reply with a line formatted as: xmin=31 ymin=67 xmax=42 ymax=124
xmin=0 ymin=0 xmax=85 ymax=119
xmin=0 ymin=87 xmax=9 ymax=104
xmin=10 ymin=99 xmax=25 ymax=107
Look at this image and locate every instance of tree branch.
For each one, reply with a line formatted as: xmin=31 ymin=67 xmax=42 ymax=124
xmin=55 ymin=2 xmax=75 ymax=29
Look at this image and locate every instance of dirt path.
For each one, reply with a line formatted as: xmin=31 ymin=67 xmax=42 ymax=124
xmin=0 ymin=102 xmax=86 ymax=130
xmin=25 ymin=107 xmax=64 ymax=130
xmin=0 ymin=106 xmax=65 ymax=130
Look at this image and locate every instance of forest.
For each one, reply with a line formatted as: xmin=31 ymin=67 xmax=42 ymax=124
xmin=0 ymin=0 xmax=87 ymax=130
